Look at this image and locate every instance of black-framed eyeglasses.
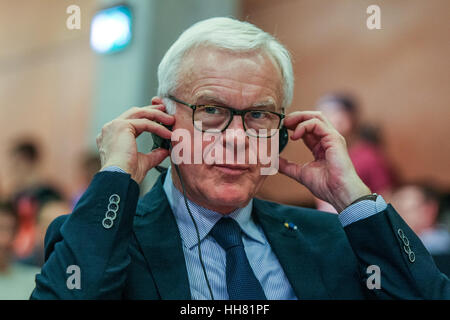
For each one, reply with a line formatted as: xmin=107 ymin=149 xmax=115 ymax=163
xmin=168 ymin=95 xmax=285 ymax=138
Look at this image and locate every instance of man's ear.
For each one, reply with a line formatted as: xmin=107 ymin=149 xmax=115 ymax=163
xmin=151 ymin=96 xmax=163 ymax=105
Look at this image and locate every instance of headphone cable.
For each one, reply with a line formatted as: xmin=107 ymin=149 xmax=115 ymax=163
xmin=172 ymin=163 xmax=215 ymax=300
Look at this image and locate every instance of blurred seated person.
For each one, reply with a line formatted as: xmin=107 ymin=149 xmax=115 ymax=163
xmin=0 ymin=202 xmax=40 ymax=299
xmin=315 ymin=94 xmax=396 ymax=212
xmin=7 ymin=139 xmax=62 ymax=258
xmin=72 ymin=151 xmax=101 ymax=209
xmin=438 ymin=191 xmax=450 ymax=231
xmin=392 ymin=183 xmax=450 ymax=276
xmin=392 ymin=183 xmax=450 ymax=254
xmin=20 ymin=195 xmax=70 ymax=268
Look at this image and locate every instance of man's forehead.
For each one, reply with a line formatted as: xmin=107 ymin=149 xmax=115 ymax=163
xmin=176 ymin=46 xmax=284 ymax=107
xmin=181 ymin=46 xmax=280 ymax=74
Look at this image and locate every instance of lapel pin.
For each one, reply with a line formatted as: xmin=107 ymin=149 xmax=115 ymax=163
xmin=284 ymin=222 xmax=298 ymax=231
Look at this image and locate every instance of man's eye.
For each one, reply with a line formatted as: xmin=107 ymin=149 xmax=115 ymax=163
xmin=249 ymin=111 xmax=266 ymax=119
xmin=204 ymin=106 xmax=219 ymax=114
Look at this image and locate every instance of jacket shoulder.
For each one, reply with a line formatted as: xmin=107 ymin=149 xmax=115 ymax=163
xmin=254 ymin=198 xmax=344 ymax=235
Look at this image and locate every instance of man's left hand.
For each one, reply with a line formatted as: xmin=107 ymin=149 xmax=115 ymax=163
xmin=279 ymin=111 xmax=371 ymax=212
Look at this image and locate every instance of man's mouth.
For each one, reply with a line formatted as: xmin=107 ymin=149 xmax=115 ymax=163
xmin=213 ymin=164 xmax=250 ymax=175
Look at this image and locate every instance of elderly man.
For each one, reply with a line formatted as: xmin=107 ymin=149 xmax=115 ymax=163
xmin=32 ymin=17 xmax=449 ymax=300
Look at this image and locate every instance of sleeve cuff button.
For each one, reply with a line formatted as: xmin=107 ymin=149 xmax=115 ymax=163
xmin=102 ymin=217 xmax=114 ymax=229
xmin=109 ymin=194 xmax=120 ymax=204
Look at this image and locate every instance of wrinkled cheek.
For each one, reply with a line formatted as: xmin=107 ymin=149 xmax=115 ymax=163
xmin=199 ymin=132 xmax=280 ymax=169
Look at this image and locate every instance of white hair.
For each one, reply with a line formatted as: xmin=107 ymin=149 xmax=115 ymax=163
xmin=157 ymin=17 xmax=294 ymax=114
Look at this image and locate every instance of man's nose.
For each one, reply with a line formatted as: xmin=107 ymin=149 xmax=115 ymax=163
xmin=227 ymin=115 xmax=245 ymax=131
xmin=224 ymin=115 xmax=247 ymax=142
xmin=223 ymin=115 xmax=248 ymax=150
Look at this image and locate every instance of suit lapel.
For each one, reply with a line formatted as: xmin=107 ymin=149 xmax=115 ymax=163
xmin=253 ymin=199 xmax=331 ymax=299
xmin=132 ymin=173 xmax=331 ymax=299
xmin=133 ymin=173 xmax=191 ymax=300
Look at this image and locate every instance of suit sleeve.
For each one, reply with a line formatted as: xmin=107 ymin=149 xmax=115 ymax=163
xmin=30 ymin=171 xmax=140 ymax=299
xmin=344 ymin=204 xmax=450 ymax=299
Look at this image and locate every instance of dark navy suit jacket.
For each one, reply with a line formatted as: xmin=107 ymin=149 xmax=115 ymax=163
xmin=31 ymin=171 xmax=450 ymax=299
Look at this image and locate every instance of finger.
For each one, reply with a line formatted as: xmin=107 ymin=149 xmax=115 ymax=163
xmin=284 ymin=111 xmax=331 ymax=130
xmin=278 ymin=157 xmax=302 ymax=182
xmin=291 ymin=118 xmax=344 ymax=158
xmin=124 ymin=106 xmax=169 ymax=120
xmin=119 ymin=104 xmax=166 ymax=119
xmin=140 ymin=148 xmax=170 ymax=172
xmin=128 ymin=118 xmax=173 ymax=140
xmin=131 ymin=109 xmax=175 ymax=126
xmin=291 ymin=118 xmax=339 ymax=156
xmin=121 ymin=107 xmax=175 ymax=126
xmin=291 ymin=118 xmax=330 ymax=141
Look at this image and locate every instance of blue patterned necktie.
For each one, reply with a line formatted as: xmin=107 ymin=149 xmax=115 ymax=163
xmin=210 ymin=218 xmax=267 ymax=300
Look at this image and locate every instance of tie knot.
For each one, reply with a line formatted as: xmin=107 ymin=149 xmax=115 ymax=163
xmin=210 ymin=218 xmax=243 ymax=250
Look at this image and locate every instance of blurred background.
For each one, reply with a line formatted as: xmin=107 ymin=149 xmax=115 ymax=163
xmin=0 ymin=0 xmax=449 ymax=299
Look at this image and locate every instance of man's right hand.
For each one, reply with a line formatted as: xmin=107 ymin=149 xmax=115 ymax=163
xmin=96 ymin=104 xmax=174 ymax=184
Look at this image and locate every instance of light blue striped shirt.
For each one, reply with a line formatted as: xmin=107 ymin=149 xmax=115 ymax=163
xmin=162 ymin=168 xmax=298 ymax=300
xmin=103 ymin=165 xmax=388 ymax=299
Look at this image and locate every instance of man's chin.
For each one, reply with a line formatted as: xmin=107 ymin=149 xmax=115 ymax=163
xmin=206 ymin=188 xmax=252 ymax=212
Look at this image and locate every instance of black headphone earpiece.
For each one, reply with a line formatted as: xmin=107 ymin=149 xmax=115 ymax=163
xmin=278 ymin=125 xmax=289 ymax=153
xmin=151 ymin=125 xmax=172 ymax=151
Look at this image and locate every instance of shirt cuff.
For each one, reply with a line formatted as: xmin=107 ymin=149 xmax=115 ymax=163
xmin=338 ymin=195 xmax=387 ymax=227
xmin=101 ymin=166 xmax=127 ymax=174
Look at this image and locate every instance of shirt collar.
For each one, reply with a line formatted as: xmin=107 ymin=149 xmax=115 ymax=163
xmin=162 ymin=167 xmax=265 ymax=249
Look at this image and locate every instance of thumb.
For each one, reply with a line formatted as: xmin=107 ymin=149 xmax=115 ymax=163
xmin=279 ymin=157 xmax=302 ymax=182
xmin=142 ymin=148 xmax=170 ymax=172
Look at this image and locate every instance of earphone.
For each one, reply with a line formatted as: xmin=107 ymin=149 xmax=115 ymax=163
xmin=278 ymin=126 xmax=289 ymax=153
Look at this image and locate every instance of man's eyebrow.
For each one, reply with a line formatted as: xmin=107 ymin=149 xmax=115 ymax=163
xmin=250 ymin=100 xmax=277 ymax=111
xmin=194 ymin=94 xmax=228 ymax=106
xmin=194 ymin=94 xmax=278 ymax=110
